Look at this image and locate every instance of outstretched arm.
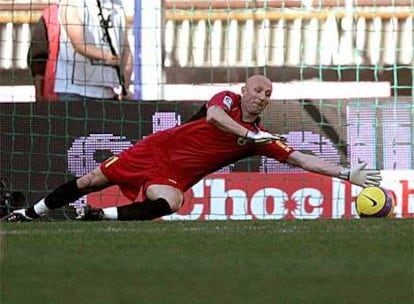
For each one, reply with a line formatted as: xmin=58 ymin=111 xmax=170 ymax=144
xmin=286 ymin=151 xmax=382 ymax=188
xmin=286 ymin=151 xmax=341 ymax=177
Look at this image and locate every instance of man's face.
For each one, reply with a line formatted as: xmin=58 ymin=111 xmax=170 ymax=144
xmin=241 ymin=76 xmax=273 ymax=116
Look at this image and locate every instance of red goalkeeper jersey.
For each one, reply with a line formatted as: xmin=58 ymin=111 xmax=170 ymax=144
xmin=101 ymin=91 xmax=295 ymax=200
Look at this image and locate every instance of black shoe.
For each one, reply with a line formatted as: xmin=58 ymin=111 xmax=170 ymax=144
xmin=0 ymin=209 xmax=35 ymax=222
xmin=77 ymin=205 xmax=104 ymax=221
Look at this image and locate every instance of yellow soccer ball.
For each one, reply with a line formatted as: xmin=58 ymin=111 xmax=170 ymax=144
xmin=355 ymin=187 xmax=395 ymax=218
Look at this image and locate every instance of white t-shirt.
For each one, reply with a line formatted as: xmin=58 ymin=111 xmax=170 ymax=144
xmin=55 ymin=0 xmax=126 ymax=99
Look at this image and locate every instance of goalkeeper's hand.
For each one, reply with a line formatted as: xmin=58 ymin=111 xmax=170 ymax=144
xmin=245 ymin=130 xmax=287 ymax=143
xmin=339 ymin=162 xmax=382 ymax=188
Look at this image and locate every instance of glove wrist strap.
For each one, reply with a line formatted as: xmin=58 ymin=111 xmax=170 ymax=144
xmin=338 ymin=167 xmax=351 ymax=180
xmin=244 ymin=130 xmax=252 ymax=139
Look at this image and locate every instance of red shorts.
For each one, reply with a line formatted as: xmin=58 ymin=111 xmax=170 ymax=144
xmin=100 ymin=142 xmax=181 ymax=201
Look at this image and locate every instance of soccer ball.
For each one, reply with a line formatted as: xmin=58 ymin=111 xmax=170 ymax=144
xmin=355 ymin=187 xmax=395 ymax=218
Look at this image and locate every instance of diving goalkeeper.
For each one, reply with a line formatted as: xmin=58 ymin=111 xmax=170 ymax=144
xmin=3 ymin=75 xmax=382 ymax=222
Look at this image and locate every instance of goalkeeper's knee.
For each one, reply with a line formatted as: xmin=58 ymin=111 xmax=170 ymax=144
xmin=77 ymin=168 xmax=107 ymax=190
xmin=146 ymin=185 xmax=184 ymax=212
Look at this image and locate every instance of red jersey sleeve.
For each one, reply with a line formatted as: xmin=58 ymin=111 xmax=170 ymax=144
xmin=253 ymin=123 xmax=295 ymax=162
xmin=254 ymin=140 xmax=295 ymax=162
xmin=207 ymin=91 xmax=241 ymax=113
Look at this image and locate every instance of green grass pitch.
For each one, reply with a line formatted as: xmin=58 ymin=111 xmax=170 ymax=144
xmin=1 ymin=219 xmax=413 ymax=304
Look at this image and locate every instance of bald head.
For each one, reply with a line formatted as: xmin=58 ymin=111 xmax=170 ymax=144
xmin=242 ymin=75 xmax=273 ymax=99
xmin=240 ymin=75 xmax=273 ymax=120
xmin=245 ymin=75 xmax=272 ymax=89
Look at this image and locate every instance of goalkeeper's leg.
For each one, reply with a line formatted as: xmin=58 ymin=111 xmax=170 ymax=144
xmin=4 ymin=168 xmax=111 ymax=221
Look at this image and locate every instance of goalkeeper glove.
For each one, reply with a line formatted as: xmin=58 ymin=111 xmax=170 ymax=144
xmin=245 ymin=130 xmax=287 ymax=143
xmin=339 ymin=162 xmax=382 ymax=188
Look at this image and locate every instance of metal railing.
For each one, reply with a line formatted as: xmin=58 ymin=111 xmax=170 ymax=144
xmin=0 ymin=4 xmax=412 ymax=69
xmin=164 ymin=8 xmax=413 ymax=67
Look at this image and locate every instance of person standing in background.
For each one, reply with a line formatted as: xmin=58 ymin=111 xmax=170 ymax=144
xmin=27 ymin=4 xmax=59 ymax=102
xmin=55 ymin=0 xmax=133 ymax=101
